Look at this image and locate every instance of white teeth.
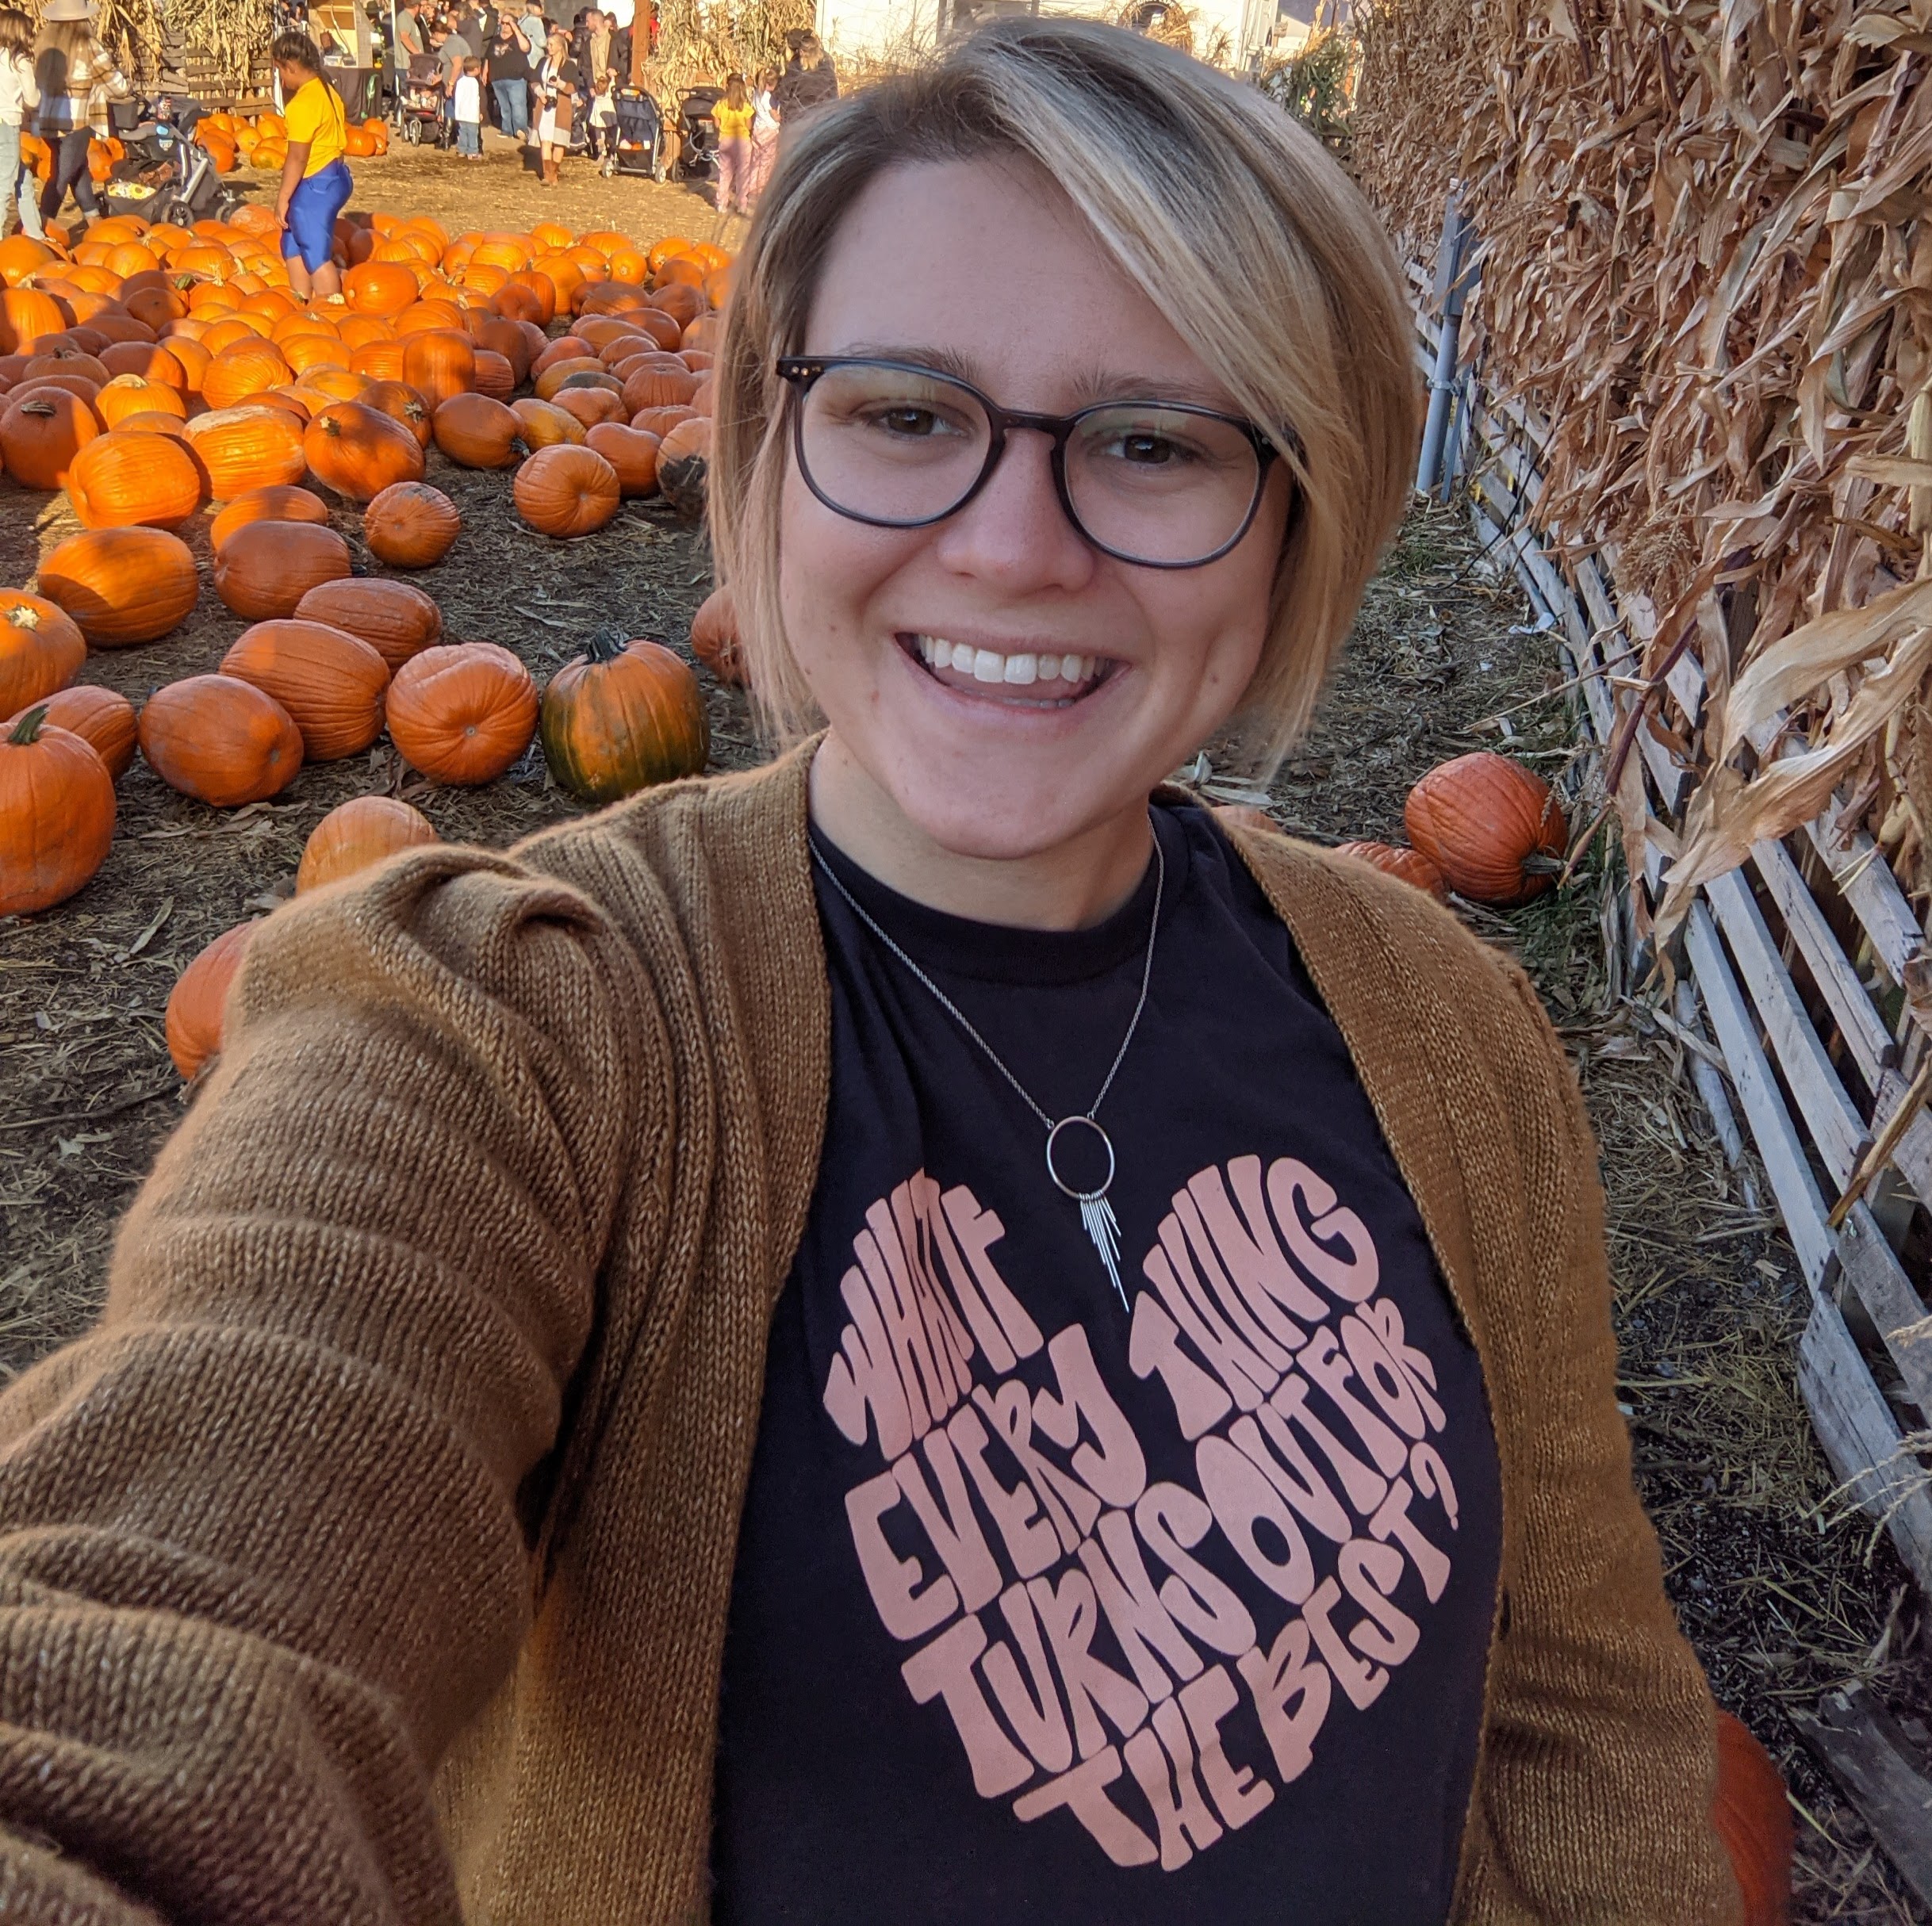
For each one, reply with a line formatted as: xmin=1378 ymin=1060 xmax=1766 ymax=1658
xmin=913 ymin=635 xmax=1102 ymax=687
xmin=972 ymin=648 xmax=1005 ymax=683
xmin=1037 ymin=653 xmax=1061 ymax=681
xmin=1002 ymin=653 xmax=1037 ymax=684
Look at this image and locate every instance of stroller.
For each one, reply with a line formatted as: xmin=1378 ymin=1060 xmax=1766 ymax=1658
xmin=673 ymin=86 xmax=720 ymax=182
xmin=99 ymin=116 xmax=237 ymax=227
xmin=394 ymin=53 xmax=452 ymax=147
xmin=609 ymin=88 xmax=665 ymax=179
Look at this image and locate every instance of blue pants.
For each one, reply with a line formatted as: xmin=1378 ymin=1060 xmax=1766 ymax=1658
xmin=458 ymin=119 xmax=481 ymax=153
xmin=281 ymin=158 xmax=353 ymax=271
xmin=493 ymin=76 xmax=528 ymax=135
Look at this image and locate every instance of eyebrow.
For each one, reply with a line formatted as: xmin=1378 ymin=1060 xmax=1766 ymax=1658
xmin=829 ymin=343 xmax=1241 ymax=413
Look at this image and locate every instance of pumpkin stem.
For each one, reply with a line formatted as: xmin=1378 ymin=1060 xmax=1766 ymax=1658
xmin=585 ymin=628 xmax=631 ymax=665
xmin=8 ymin=702 xmax=48 ymax=746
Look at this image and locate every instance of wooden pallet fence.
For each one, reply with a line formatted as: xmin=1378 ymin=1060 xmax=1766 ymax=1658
xmin=1407 ymin=261 xmax=1932 ymax=1590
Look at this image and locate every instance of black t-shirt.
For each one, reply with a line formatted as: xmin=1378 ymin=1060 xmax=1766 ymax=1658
xmin=489 ymin=33 xmax=529 ymax=80
xmin=712 ymin=804 xmax=1502 ymax=1925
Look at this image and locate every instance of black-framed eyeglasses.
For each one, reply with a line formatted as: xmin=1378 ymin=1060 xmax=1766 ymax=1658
xmin=776 ymin=355 xmax=1284 ymax=570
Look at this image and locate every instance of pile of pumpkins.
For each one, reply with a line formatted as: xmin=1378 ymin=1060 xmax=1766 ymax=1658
xmin=195 ymin=109 xmax=394 ymax=175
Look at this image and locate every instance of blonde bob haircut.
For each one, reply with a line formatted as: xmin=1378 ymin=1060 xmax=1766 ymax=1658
xmin=710 ymin=18 xmax=1420 ymax=771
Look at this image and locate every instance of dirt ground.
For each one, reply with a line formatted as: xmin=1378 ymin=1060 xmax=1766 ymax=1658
xmin=0 ymin=151 xmax=1926 ymax=1918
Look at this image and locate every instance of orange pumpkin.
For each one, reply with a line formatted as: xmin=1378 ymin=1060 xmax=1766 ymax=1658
xmin=0 ymin=701 xmax=116 ymax=913
xmin=385 ymin=641 xmax=538 ymax=784
xmin=164 ymin=919 xmax=260 ymax=1078
xmin=345 ymin=260 xmax=419 ymax=316
xmin=585 ymin=422 xmax=659 ymax=498
xmin=431 ymin=391 xmax=523 ymax=468
xmin=1404 ymin=752 xmax=1569 ymax=906
xmin=293 ymin=576 xmax=443 ymax=671
xmin=0 ymin=589 xmax=86 ymax=714
xmin=138 ymin=673 xmax=304 ymax=806
xmin=0 ymin=387 xmax=100 ymax=487
xmin=39 ymin=526 xmax=199 ymax=645
xmin=91 ymin=372 xmax=188 ymax=427
xmin=539 ymin=633 xmax=708 ymax=805
xmin=514 ymin=444 xmax=621 ymax=538
xmin=296 ymin=794 xmax=439 ymax=893
xmin=65 ymin=428 xmax=207 ymax=530
xmin=5 ymin=681 xmax=136 ymax=778
xmin=688 ymin=584 xmax=744 ymax=686
xmin=182 ymin=404 xmax=309 ymax=497
xmin=620 ymin=364 xmax=698 ymax=415
xmin=303 ymin=399 xmax=427 ymax=502
xmin=219 ymin=618 xmax=391 ymax=761
xmin=1712 ymin=1712 xmax=1792 ymax=1925
xmin=1333 ymin=840 xmax=1450 ymax=902
xmin=361 ymin=378 xmax=433 ymax=448
xmin=210 ymin=484 xmax=332 ymax=553
xmin=363 ymin=481 xmax=461 ymax=569
xmin=213 ymin=519 xmax=353 ymax=620
xmin=656 ymin=415 xmax=711 ymax=521
xmin=201 ymin=336 xmax=293 ymax=410
xmin=401 ymin=328 xmax=475 ymax=408
xmin=511 ymin=396 xmax=587 ymax=450
xmin=551 ymin=386 xmax=627 ymax=431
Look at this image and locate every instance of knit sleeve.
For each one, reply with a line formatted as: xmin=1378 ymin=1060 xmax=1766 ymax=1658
xmin=0 ymin=848 xmax=654 ymax=1924
xmin=1459 ymin=961 xmax=1740 ymax=1925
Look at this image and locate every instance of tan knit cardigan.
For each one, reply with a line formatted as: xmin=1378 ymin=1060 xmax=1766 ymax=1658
xmin=0 ymin=745 xmax=1738 ymax=1925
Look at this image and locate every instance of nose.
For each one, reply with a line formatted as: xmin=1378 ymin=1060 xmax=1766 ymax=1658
xmin=930 ymin=423 xmax=1097 ymax=595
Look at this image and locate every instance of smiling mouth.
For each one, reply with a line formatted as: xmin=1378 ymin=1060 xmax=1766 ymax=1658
xmin=899 ymin=633 xmax=1119 ymax=709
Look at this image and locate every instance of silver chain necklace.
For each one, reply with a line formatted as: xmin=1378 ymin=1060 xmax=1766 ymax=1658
xmin=811 ymin=828 xmax=1164 ymax=1310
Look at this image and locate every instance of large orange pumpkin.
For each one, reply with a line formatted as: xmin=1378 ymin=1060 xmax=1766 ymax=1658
xmin=361 ymin=378 xmax=433 ymax=449
xmin=431 ymin=391 xmax=523 ymax=468
xmin=1333 ymin=840 xmax=1449 ymax=902
xmin=539 ymin=633 xmax=709 ymax=805
xmin=1404 ymin=752 xmax=1569 ymax=906
xmin=1712 ymin=1711 xmax=1792 ymax=1926
xmin=183 ymin=405 xmax=309 ymax=497
xmin=303 ymin=399 xmax=426 ymax=502
xmin=65 ymin=428 xmax=206 ymax=530
xmin=293 ymin=576 xmax=443 ymax=670
xmin=210 ymin=484 xmax=332 ymax=553
xmin=584 ymin=423 xmax=659 ymax=498
xmin=688 ymin=584 xmax=744 ymax=686
xmin=164 ymin=919 xmax=259 ymax=1078
xmin=514 ymin=445 xmax=621 ymax=538
xmin=385 ymin=641 xmax=538 ymax=784
xmin=138 ymin=674 xmax=304 ymax=806
xmin=363 ymin=481 xmax=461 ymax=569
xmin=5 ymin=681 xmax=136 ymax=778
xmin=92 ymin=372 xmax=187 ymax=428
xmin=212 ymin=519 xmax=353 ymax=620
xmin=296 ymin=794 xmax=439 ymax=893
xmin=0 ymin=702 xmax=116 ymax=914
xmin=401 ymin=328 xmax=475 ymax=408
xmin=0 ymin=387 xmax=100 ymax=488
xmin=344 ymin=260 xmax=419 ymax=316
xmin=201 ymin=336 xmax=292 ymax=409
xmin=0 ymin=589 xmax=86 ymax=714
xmin=656 ymin=415 xmax=710 ymax=521
xmin=220 ymin=618 xmax=391 ymax=760
xmin=39 ymin=526 xmax=198 ymax=645
xmin=511 ymin=396 xmax=587 ymax=450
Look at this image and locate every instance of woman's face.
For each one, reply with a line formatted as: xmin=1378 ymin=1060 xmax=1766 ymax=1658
xmin=780 ymin=158 xmax=1291 ymax=867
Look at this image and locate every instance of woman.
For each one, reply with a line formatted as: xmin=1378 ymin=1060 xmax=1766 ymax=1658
xmin=0 ymin=21 xmax=1738 ymax=1924
xmin=0 ymin=6 xmax=44 ymax=242
xmin=270 ymin=29 xmax=351 ymax=303
xmin=533 ymin=22 xmax=577 ymax=186
xmin=31 ymin=0 xmax=127 ymax=232
xmin=711 ymin=69 xmax=753 ymax=214
xmin=487 ymin=12 xmax=531 ymax=140
xmin=743 ymin=61 xmax=778 ymax=206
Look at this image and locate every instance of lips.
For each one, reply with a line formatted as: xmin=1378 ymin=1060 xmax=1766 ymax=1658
xmin=899 ymin=632 xmax=1116 ymax=707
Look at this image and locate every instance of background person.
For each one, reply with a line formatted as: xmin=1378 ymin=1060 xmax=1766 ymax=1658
xmin=744 ymin=61 xmax=777 ymax=206
xmin=775 ymin=27 xmax=836 ymax=117
xmin=454 ymin=54 xmax=483 ymax=156
xmin=711 ymin=68 xmax=752 ymax=213
xmin=533 ymin=23 xmax=577 ymax=186
xmin=486 ymin=14 xmax=531 ymax=137
xmin=270 ymin=29 xmax=351 ymax=302
xmin=0 ymin=7 xmax=42 ymax=242
xmin=32 ymin=0 xmax=127 ymax=232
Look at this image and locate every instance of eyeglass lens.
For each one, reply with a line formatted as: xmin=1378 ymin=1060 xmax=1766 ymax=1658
xmin=795 ymin=362 xmax=1263 ymax=566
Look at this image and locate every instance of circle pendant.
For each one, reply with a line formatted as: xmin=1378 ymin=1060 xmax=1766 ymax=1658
xmin=1045 ymin=1114 xmax=1116 ymax=1204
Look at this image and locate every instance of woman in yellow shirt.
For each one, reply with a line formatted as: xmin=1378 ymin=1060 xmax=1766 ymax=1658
xmin=270 ymin=30 xmax=352 ymax=302
xmin=711 ymin=71 xmax=754 ymax=215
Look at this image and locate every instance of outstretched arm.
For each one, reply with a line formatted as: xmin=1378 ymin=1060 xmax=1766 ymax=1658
xmin=0 ymin=848 xmax=651 ymax=1924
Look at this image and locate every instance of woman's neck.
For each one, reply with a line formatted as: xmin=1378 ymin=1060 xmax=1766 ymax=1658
xmin=808 ymin=733 xmax=1155 ymax=932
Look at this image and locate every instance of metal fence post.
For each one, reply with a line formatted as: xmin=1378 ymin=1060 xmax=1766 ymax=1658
xmin=1416 ymin=194 xmax=1478 ymax=495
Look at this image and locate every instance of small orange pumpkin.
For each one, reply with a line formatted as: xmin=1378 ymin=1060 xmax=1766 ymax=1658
xmin=1712 ymin=1710 xmax=1792 ymax=1926
xmin=164 ymin=919 xmax=260 ymax=1078
xmin=182 ymin=404 xmax=309 ymax=498
xmin=39 ymin=526 xmax=199 ymax=646
xmin=385 ymin=641 xmax=538 ymax=785
xmin=138 ymin=674 xmax=304 ymax=807
xmin=210 ymin=484 xmax=332 ymax=553
xmin=539 ymin=633 xmax=708 ymax=806
xmin=304 ymin=400 xmax=427 ymax=503
xmin=584 ymin=422 xmax=660 ymax=498
xmin=688 ymin=584 xmax=744 ymax=687
xmin=296 ymin=794 xmax=439 ymax=893
xmin=293 ymin=577 xmax=443 ymax=671
xmin=5 ymin=681 xmax=136 ymax=778
xmin=1404 ymin=752 xmax=1569 ymax=906
xmin=656 ymin=414 xmax=711 ymax=521
xmin=0 ymin=386 xmax=100 ymax=488
xmin=363 ymin=481 xmax=461 ymax=569
xmin=514 ymin=444 xmax=621 ymax=539
xmin=219 ymin=618 xmax=392 ymax=760
xmin=213 ymin=519 xmax=353 ymax=620
xmin=1333 ymin=839 xmax=1450 ymax=902
xmin=431 ymin=391 xmax=523 ymax=468
xmin=0 ymin=589 xmax=86 ymax=713
xmin=65 ymin=427 xmax=207 ymax=530
xmin=0 ymin=701 xmax=116 ymax=914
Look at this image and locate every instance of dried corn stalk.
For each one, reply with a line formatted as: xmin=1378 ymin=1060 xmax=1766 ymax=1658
xmin=1354 ymin=0 xmax=1932 ymax=934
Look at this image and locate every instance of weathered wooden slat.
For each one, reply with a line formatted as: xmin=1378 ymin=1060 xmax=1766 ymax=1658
xmin=1704 ymin=867 xmax=1865 ymax=1185
xmin=1790 ymin=1683 xmax=1932 ymax=1909
xmin=1830 ymin=1208 xmax=1932 ymax=1424
xmin=1803 ymin=814 xmax=1925 ymax=986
